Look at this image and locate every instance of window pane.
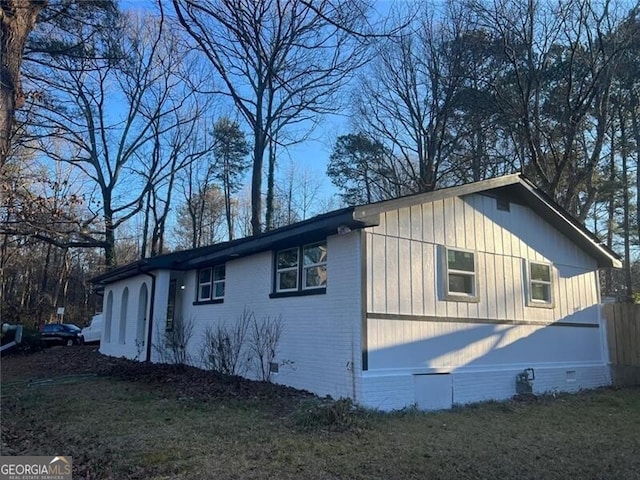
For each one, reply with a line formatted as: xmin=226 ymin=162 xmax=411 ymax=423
xmin=531 ymin=283 xmax=551 ymax=302
xmin=303 ymin=243 xmax=327 ymax=265
xmin=214 ymin=282 xmax=225 ymax=298
xmin=448 ymin=273 xmax=474 ymax=294
xmin=448 ymin=250 xmax=475 ymax=272
xmin=199 ymin=284 xmax=211 ymax=300
xmin=277 ymin=248 xmax=298 ymax=268
xmin=305 ymin=266 xmax=327 ymax=288
xmin=213 ymin=265 xmax=226 ymax=281
xmin=199 ymin=268 xmax=211 ymax=284
xmin=278 ymin=270 xmax=298 ymax=290
xmin=530 ymin=263 xmax=550 ymax=282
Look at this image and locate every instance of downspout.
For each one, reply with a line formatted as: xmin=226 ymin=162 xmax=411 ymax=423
xmin=355 ymin=230 xmax=369 ymax=403
xmin=141 ymin=270 xmax=156 ymax=363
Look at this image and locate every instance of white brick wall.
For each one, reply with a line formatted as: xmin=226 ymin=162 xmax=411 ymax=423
xmin=100 ymin=270 xmax=171 ymax=362
xmin=453 ymin=365 xmax=610 ymax=405
xmin=99 ymin=232 xmax=363 ymax=401
xmin=360 ymin=364 xmax=610 ymax=411
xmin=175 ymin=231 xmax=363 ymax=400
xmin=361 ymin=374 xmax=416 ymax=411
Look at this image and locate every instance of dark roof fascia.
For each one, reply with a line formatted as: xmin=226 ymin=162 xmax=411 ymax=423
xmin=512 ymin=177 xmax=622 ymax=269
xmin=182 ymin=207 xmax=377 ymax=270
xmin=91 ymin=207 xmax=378 ymax=285
xmin=352 ymin=174 xmax=523 ymax=221
xmin=91 ymin=260 xmax=151 ymax=286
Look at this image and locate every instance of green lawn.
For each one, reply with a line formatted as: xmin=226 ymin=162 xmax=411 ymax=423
xmin=1 ymin=352 xmax=639 ymax=479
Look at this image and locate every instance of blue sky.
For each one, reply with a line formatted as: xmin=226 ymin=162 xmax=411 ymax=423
xmin=117 ymin=0 xmax=400 ymax=206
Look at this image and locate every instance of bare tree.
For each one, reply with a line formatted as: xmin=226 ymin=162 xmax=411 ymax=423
xmin=172 ymin=0 xmax=370 ymax=235
xmin=174 ymin=184 xmax=226 ymax=249
xmin=21 ymin=7 xmax=201 ymax=266
xmin=469 ymin=0 xmax=636 ymax=219
xmin=273 ymin=159 xmax=326 ymax=226
xmin=2 ymin=1 xmax=120 ymax=168
xmin=141 ymin=99 xmax=214 ymax=258
xmin=0 ymin=154 xmax=103 ymax=324
xmin=353 ymin=3 xmax=471 ymax=193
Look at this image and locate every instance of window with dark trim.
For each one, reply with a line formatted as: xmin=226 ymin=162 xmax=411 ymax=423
xmin=272 ymin=241 xmax=327 ymax=297
xmin=276 ymin=247 xmax=299 ymax=292
xmin=196 ymin=265 xmax=225 ymax=303
xmin=302 ymin=242 xmax=327 ymax=290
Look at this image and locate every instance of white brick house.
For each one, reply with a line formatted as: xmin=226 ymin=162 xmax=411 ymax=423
xmin=93 ymin=174 xmax=621 ymax=410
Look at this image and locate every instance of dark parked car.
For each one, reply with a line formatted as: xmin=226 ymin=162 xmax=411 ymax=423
xmin=40 ymin=323 xmax=83 ymax=346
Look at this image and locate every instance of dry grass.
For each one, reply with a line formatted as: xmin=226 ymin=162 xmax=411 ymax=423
xmin=1 ymin=348 xmax=639 ymax=480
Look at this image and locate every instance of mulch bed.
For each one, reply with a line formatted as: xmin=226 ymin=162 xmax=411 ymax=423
xmin=1 ymin=346 xmax=314 ymax=463
xmin=1 ymin=345 xmax=312 ymax=406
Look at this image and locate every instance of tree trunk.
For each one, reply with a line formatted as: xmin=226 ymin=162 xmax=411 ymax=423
xmin=104 ymin=219 xmax=116 ymax=267
xmin=0 ymin=0 xmax=46 ymax=167
xmin=605 ymin=121 xmax=616 ymax=297
xmin=629 ymin=92 xmax=640 ymax=264
xmin=618 ymin=108 xmax=632 ymax=301
xmin=265 ymin=134 xmax=276 ymax=231
xmin=224 ymin=159 xmax=233 ymax=241
xmin=141 ymin=189 xmax=152 ymax=259
xmin=0 ymin=232 xmax=9 ymax=324
xmin=250 ymin=136 xmax=264 ymax=235
xmin=41 ymin=242 xmax=51 ymax=293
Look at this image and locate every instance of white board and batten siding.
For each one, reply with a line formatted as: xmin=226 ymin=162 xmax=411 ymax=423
xmin=361 ymin=193 xmax=609 ymax=410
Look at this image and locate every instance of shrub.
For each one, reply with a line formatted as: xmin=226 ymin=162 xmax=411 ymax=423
xmin=1 ymin=326 xmax=43 ymax=354
xmin=200 ymin=307 xmax=251 ymax=376
xmin=249 ymin=313 xmax=283 ymax=382
xmin=292 ymin=397 xmax=365 ymax=432
xmin=17 ymin=328 xmax=44 ymax=353
xmin=153 ymin=316 xmax=195 ymax=365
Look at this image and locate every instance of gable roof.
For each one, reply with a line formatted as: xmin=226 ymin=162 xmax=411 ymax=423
xmin=92 ymin=174 xmax=621 ymax=287
xmin=352 ymin=174 xmax=621 ymax=269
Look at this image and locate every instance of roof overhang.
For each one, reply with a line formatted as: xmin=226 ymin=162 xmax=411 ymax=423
xmin=182 ymin=207 xmax=377 ymax=270
xmin=507 ymin=177 xmax=622 ymax=269
xmin=91 ymin=207 xmax=378 ymax=286
xmin=92 ymin=173 xmax=621 ymax=287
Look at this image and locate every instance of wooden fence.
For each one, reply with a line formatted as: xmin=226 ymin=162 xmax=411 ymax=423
xmin=602 ymin=303 xmax=640 ymax=386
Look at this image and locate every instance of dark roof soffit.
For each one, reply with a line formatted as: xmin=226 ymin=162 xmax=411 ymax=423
xmin=182 ymin=207 xmax=376 ymax=269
